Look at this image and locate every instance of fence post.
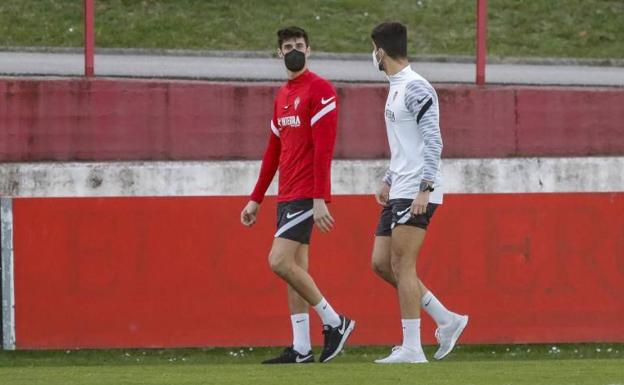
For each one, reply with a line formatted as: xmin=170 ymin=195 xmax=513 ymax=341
xmin=476 ymin=0 xmax=487 ymax=85
xmin=84 ymin=0 xmax=95 ymax=77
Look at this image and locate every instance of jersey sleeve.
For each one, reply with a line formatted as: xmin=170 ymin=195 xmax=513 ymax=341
xmin=382 ymin=168 xmax=393 ymax=186
xmin=250 ymin=101 xmax=281 ymax=203
xmin=404 ymin=80 xmax=443 ymax=183
xmin=309 ymin=79 xmax=338 ymax=200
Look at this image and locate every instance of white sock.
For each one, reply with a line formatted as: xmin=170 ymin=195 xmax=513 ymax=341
xmin=290 ymin=313 xmax=311 ymax=354
xmin=401 ymin=318 xmax=422 ymax=352
xmin=421 ymin=291 xmax=454 ymax=327
xmin=312 ymin=298 xmax=341 ymax=327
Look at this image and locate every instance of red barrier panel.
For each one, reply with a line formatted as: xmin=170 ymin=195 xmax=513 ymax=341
xmin=12 ymin=193 xmax=624 ymax=349
xmin=1 ymin=78 xmax=624 ymax=161
xmin=0 ymin=79 xmax=276 ymax=161
xmin=437 ymin=85 xmax=516 ymax=157
xmin=517 ymin=88 xmax=624 ymax=156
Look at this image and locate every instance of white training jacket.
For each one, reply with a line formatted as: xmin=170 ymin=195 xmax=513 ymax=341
xmin=382 ymin=65 xmax=444 ymax=204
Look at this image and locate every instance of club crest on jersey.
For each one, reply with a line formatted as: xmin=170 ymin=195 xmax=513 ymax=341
xmin=279 ymin=115 xmax=301 ymax=127
xmin=294 ymin=96 xmax=301 ymax=111
xmin=385 ymin=109 xmax=395 ymax=122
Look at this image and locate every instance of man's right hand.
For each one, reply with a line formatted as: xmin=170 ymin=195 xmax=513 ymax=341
xmin=313 ymin=199 xmax=335 ymax=233
xmin=241 ymin=201 xmax=260 ymax=227
xmin=374 ymin=181 xmax=390 ymax=206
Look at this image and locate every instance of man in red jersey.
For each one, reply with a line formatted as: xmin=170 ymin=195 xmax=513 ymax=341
xmin=240 ymin=26 xmax=355 ymax=364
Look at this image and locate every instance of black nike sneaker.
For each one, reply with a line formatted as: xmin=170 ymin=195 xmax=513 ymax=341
xmin=319 ymin=315 xmax=356 ymax=363
xmin=261 ymin=346 xmax=315 ymax=364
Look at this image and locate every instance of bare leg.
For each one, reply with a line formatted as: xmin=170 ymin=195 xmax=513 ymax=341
xmin=372 ymin=227 xmax=429 ymax=363
xmin=371 ymin=235 xmax=429 ymax=297
xmin=287 ymin=244 xmax=310 ymax=314
xmin=373 ymin=227 xmax=468 ymax=362
xmin=390 ymin=226 xmax=427 ymax=319
xmin=269 ymin=237 xmax=322 ymax=306
xmin=284 ymin=244 xmax=312 ymax=355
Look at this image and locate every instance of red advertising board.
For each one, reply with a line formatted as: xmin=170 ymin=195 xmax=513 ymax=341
xmin=11 ymin=193 xmax=624 ymax=348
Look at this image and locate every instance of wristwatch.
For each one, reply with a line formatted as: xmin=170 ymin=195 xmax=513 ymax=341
xmin=419 ymin=181 xmax=434 ymax=193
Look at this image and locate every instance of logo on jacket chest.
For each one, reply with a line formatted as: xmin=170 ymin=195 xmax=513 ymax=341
xmin=385 ymin=90 xmax=400 ymax=122
xmin=283 ymin=96 xmax=302 ymax=111
xmin=278 ymin=115 xmax=301 ymax=128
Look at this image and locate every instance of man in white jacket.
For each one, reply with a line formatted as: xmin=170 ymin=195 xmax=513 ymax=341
xmin=369 ymin=21 xmax=469 ymax=364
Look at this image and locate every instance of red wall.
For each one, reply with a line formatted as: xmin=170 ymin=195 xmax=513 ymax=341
xmin=12 ymin=193 xmax=624 ymax=349
xmin=1 ymin=78 xmax=623 ymax=161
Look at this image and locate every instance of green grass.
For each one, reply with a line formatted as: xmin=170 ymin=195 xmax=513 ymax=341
xmin=2 ymin=360 xmax=623 ymax=385
xmin=1 ymin=0 xmax=623 ymax=59
xmin=1 ymin=344 xmax=623 ymax=385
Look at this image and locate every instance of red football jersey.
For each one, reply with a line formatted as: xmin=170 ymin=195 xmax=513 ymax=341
xmin=251 ymin=70 xmax=338 ymax=203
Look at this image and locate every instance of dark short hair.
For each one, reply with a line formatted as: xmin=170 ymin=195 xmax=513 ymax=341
xmin=277 ymin=26 xmax=309 ymax=48
xmin=371 ymin=22 xmax=407 ymax=59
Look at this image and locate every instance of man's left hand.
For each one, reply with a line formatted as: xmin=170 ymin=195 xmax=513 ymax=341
xmin=410 ymin=192 xmax=429 ymax=216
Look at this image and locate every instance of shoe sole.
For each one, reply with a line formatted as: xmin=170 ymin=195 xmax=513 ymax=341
xmin=434 ymin=315 xmax=469 ymax=360
xmin=261 ymin=360 xmax=314 ymax=364
xmin=320 ymin=320 xmax=356 ymax=363
xmin=261 ymin=349 xmax=315 ymax=364
xmin=261 ymin=355 xmax=315 ymax=364
xmin=374 ymin=358 xmax=428 ymax=364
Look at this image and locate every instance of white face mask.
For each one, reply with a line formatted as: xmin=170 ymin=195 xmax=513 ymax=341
xmin=372 ymin=49 xmax=384 ymax=71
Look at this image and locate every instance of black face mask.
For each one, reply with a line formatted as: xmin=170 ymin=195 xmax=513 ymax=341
xmin=284 ymin=49 xmax=306 ymax=72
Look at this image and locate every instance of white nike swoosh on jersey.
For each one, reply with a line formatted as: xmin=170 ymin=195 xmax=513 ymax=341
xmin=397 ymin=207 xmax=411 ymax=216
xmin=321 ymin=96 xmax=336 ymax=105
xmin=286 ymin=210 xmax=304 ymax=219
xmin=296 ymin=354 xmax=312 ymax=363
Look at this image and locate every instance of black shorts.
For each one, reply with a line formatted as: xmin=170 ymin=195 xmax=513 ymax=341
xmin=275 ymin=199 xmax=314 ymax=244
xmin=375 ymin=199 xmax=439 ymax=236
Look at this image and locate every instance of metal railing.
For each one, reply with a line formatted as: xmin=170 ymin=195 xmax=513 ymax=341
xmin=82 ymin=0 xmax=488 ymax=84
xmin=84 ymin=0 xmax=94 ymax=77
xmin=476 ymin=0 xmax=487 ymax=85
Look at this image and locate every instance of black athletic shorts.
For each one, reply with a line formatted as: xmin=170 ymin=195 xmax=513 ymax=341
xmin=375 ymin=199 xmax=439 ymax=236
xmin=275 ymin=199 xmax=314 ymax=244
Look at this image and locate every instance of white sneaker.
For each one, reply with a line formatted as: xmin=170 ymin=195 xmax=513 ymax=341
xmin=433 ymin=314 xmax=469 ymax=360
xmin=374 ymin=346 xmax=428 ymax=364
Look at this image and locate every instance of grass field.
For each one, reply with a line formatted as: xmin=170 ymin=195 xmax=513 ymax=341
xmin=1 ymin=344 xmax=622 ymax=385
xmin=1 ymin=0 xmax=623 ymax=59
